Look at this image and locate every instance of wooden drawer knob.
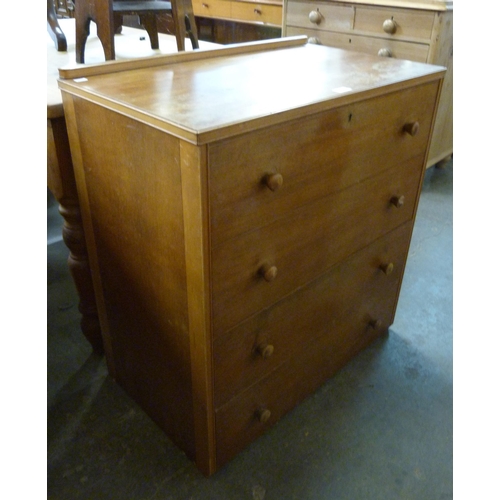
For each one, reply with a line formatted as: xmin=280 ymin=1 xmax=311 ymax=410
xmin=256 ymin=408 xmax=271 ymax=423
xmin=369 ymin=319 xmax=383 ymax=329
xmin=257 ymin=343 xmax=274 ymax=359
xmin=309 ymin=10 xmax=322 ymax=24
xmin=379 ymin=262 xmax=394 ymax=275
xmin=390 ymin=195 xmax=405 ymax=208
xmin=403 ymin=121 xmax=420 ymax=136
xmin=377 ymin=48 xmax=392 ymax=57
xmin=254 ymin=8 xmax=261 ymax=15
xmin=264 ymin=173 xmax=283 ymax=191
xmin=383 ymin=19 xmax=397 ymax=34
xmin=260 ymin=263 xmax=278 ymax=282
xmin=307 ymin=37 xmax=322 ymax=45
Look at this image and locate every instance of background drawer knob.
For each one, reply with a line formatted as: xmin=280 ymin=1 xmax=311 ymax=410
xmin=369 ymin=318 xmax=383 ymax=329
xmin=377 ymin=48 xmax=392 ymax=57
xmin=379 ymin=262 xmax=394 ymax=275
xmin=256 ymin=408 xmax=271 ymax=423
xmin=264 ymin=173 xmax=283 ymax=191
xmin=309 ymin=10 xmax=322 ymax=24
xmin=383 ymin=19 xmax=397 ymax=34
xmin=390 ymin=195 xmax=405 ymax=208
xmin=307 ymin=36 xmax=322 ymax=45
xmin=260 ymin=263 xmax=278 ymax=282
xmin=257 ymin=343 xmax=274 ymax=359
xmin=403 ymin=121 xmax=420 ymax=136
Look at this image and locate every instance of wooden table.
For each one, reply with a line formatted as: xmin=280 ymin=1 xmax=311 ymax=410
xmin=47 ymin=19 xmax=217 ymax=352
xmin=58 ymin=36 xmax=445 ymax=474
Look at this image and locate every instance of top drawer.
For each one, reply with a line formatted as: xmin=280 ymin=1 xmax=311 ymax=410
xmin=192 ymin=0 xmax=232 ymax=18
xmin=208 ymin=81 xmax=440 ymax=247
xmin=286 ymin=1 xmax=354 ymax=31
xmin=232 ymin=1 xmax=283 ymax=25
xmin=354 ymin=7 xmax=435 ymax=41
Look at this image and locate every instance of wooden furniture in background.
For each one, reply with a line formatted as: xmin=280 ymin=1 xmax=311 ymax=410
xmin=48 ymin=0 xmax=68 ymax=51
xmin=192 ymin=0 xmax=282 ymax=43
xmin=193 ymin=0 xmax=282 ymax=27
xmin=47 ymin=111 xmax=103 ymax=353
xmin=58 ymin=36 xmax=445 ymax=475
xmin=75 ymin=0 xmax=199 ymax=63
xmin=283 ymin=0 xmax=453 ymax=168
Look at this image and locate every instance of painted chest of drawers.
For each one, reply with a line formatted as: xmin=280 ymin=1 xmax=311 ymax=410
xmin=58 ymin=37 xmax=445 ymax=475
xmin=283 ymin=0 xmax=453 ymax=167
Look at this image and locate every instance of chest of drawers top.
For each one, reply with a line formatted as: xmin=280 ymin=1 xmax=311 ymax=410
xmin=58 ymin=36 xmax=444 ymax=145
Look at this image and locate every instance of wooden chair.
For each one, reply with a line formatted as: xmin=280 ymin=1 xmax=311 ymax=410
xmin=47 ymin=0 xmax=67 ymax=51
xmin=75 ymin=0 xmax=199 ymax=63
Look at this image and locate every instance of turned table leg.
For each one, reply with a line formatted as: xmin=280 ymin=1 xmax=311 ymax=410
xmin=48 ymin=115 xmax=103 ymax=353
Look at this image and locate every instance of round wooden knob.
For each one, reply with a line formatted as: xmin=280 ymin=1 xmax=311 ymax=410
xmin=260 ymin=263 xmax=278 ymax=282
xmin=383 ymin=19 xmax=397 ymax=34
xmin=369 ymin=319 xmax=383 ymax=329
xmin=257 ymin=343 xmax=274 ymax=359
xmin=380 ymin=262 xmax=394 ymax=275
xmin=390 ymin=195 xmax=405 ymax=208
xmin=264 ymin=173 xmax=283 ymax=191
xmin=307 ymin=37 xmax=322 ymax=45
xmin=309 ymin=10 xmax=322 ymax=24
xmin=377 ymin=48 xmax=392 ymax=57
xmin=403 ymin=121 xmax=420 ymax=136
xmin=254 ymin=8 xmax=261 ymax=15
xmin=256 ymin=408 xmax=271 ymax=423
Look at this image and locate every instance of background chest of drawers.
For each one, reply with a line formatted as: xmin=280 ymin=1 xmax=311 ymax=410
xmin=58 ymin=37 xmax=445 ymax=475
xmin=283 ymin=0 xmax=453 ymax=168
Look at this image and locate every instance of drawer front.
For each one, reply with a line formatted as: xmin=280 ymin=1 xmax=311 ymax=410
xmin=214 ymin=255 xmax=399 ymax=468
xmin=354 ymin=7 xmax=435 ymax=42
xmin=287 ymin=27 xmax=429 ymax=62
xmin=348 ymin=35 xmax=429 ymax=63
xmin=231 ymin=1 xmax=282 ymax=25
xmin=192 ymin=0 xmax=232 ymax=18
xmin=286 ymin=1 xmax=354 ymax=32
xmin=209 ymin=81 xmax=439 ymax=247
xmin=212 ymin=158 xmax=423 ymax=335
xmin=213 ymin=221 xmax=413 ymax=407
xmin=286 ymin=25 xmax=355 ymax=48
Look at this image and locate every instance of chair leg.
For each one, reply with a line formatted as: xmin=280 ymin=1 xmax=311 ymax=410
xmin=184 ymin=14 xmax=199 ymax=49
xmin=75 ymin=0 xmax=116 ymax=63
xmin=139 ymin=13 xmax=160 ymax=50
xmin=96 ymin=16 xmax=116 ymax=60
xmin=75 ymin=16 xmax=91 ymax=63
xmin=113 ymin=12 xmax=124 ymax=34
xmin=47 ymin=0 xmax=67 ymax=51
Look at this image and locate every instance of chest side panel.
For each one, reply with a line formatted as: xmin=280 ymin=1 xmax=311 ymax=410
xmin=71 ymin=97 xmax=195 ymax=458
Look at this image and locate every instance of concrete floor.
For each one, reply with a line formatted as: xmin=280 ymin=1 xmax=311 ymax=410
xmin=47 ymin=161 xmax=453 ymax=499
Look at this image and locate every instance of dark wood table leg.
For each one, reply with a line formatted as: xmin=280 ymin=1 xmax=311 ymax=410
xmin=48 ymin=116 xmax=103 ymax=353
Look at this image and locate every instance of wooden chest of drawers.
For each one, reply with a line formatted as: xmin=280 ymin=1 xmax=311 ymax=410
xmin=283 ymin=0 xmax=453 ymax=168
xmin=58 ymin=37 xmax=445 ymax=475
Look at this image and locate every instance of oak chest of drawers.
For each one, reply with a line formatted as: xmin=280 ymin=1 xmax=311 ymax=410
xmin=59 ymin=37 xmax=445 ymax=475
xmin=283 ymin=0 xmax=453 ymax=168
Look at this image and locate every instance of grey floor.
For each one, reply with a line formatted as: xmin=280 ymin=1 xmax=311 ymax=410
xmin=47 ymin=161 xmax=453 ymax=500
